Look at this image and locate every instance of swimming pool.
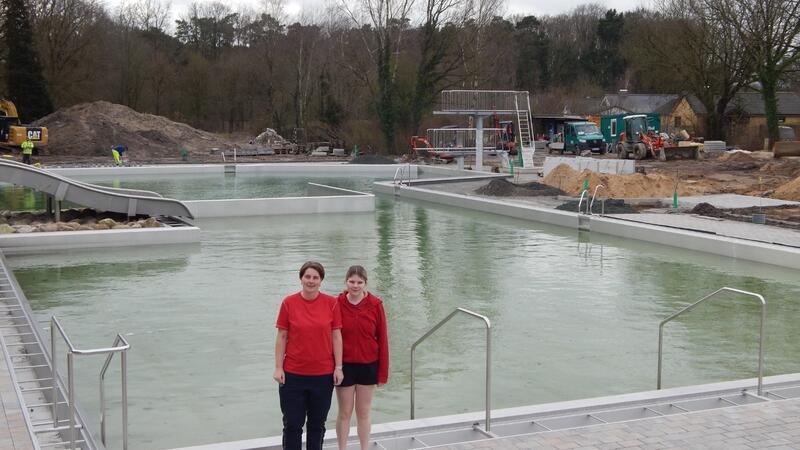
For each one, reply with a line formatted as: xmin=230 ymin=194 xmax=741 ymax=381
xmin=7 ymin=194 xmax=800 ymax=449
xmin=0 ymin=173 xmax=382 ymax=212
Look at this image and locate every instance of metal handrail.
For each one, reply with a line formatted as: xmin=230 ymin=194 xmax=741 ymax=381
xmin=657 ymin=287 xmax=766 ymax=396
xmin=410 ymin=308 xmax=492 ymax=431
xmin=589 ymin=185 xmax=606 ymax=216
xmin=577 ymin=189 xmax=588 ymax=214
xmin=51 ymin=316 xmax=130 ymax=450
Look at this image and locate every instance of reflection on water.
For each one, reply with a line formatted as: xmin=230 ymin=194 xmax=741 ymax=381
xmin=7 ymin=196 xmax=800 ymax=449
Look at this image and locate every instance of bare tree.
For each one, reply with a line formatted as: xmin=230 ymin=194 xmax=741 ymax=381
xmin=340 ymin=0 xmax=415 ymax=152
xmin=641 ymin=0 xmax=754 ymax=139
xmin=704 ymin=0 xmax=800 ymax=148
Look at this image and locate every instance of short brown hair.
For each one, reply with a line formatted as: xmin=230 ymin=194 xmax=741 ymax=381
xmin=299 ymin=261 xmax=325 ymax=280
xmin=345 ymin=265 xmax=368 ymax=282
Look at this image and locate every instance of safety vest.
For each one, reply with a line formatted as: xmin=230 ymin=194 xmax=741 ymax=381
xmin=21 ymin=140 xmax=34 ymax=155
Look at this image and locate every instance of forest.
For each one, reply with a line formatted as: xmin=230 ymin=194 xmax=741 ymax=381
xmin=2 ymin=0 xmax=799 ymax=152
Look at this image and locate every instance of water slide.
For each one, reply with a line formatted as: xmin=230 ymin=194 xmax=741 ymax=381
xmin=0 ymin=159 xmax=194 ymax=219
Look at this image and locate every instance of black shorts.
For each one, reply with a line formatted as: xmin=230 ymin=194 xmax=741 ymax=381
xmin=339 ymin=361 xmax=379 ymax=387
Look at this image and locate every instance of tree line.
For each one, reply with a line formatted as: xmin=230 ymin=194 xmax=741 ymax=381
xmin=1 ymin=0 xmax=799 ymax=152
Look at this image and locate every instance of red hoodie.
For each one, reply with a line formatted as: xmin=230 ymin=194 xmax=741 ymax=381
xmin=337 ymin=291 xmax=389 ymax=384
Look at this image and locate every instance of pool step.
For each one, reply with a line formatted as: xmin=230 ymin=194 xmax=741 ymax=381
xmin=0 ymin=251 xmax=96 ymax=449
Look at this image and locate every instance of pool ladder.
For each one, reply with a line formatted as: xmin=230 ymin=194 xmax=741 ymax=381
xmin=393 ymin=164 xmax=413 ymax=187
xmin=410 ymin=307 xmax=493 ymax=433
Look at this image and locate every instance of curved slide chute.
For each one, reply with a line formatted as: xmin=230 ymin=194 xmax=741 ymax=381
xmin=0 ymin=159 xmax=194 ymax=219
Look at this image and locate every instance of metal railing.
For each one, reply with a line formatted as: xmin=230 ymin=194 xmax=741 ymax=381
xmin=439 ymin=90 xmax=530 ymax=112
xmin=425 ymin=128 xmax=505 ymax=152
xmin=392 ymin=164 xmax=412 ymax=186
xmin=657 ymin=287 xmax=766 ymax=396
xmin=410 ymin=308 xmax=492 ymax=431
xmin=51 ymin=316 xmax=130 ymax=450
xmin=589 ymin=185 xmax=606 ymax=216
xmin=577 ymin=189 xmax=589 ymax=214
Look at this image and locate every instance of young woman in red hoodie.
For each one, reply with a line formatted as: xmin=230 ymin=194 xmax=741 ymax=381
xmin=335 ymin=265 xmax=389 ymax=450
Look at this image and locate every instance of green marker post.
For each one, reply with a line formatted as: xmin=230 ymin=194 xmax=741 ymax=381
xmin=673 ymin=189 xmax=678 ymax=209
xmin=510 ymin=160 xmax=515 ymax=176
xmin=583 ymin=177 xmax=589 ymax=193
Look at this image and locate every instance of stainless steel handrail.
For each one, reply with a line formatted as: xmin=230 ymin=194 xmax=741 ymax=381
xmin=657 ymin=287 xmax=766 ymax=396
xmin=589 ymin=185 xmax=606 ymax=216
xmin=51 ymin=316 xmax=131 ymax=450
xmin=577 ymin=189 xmax=588 ymax=214
xmin=410 ymin=308 xmax=492 ymax=431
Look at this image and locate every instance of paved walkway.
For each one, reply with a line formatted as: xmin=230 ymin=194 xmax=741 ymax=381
xmin=0 ymin=347 xmax=34 ymax=450
xmin=434 ymin=397 xmax=800 ymax=449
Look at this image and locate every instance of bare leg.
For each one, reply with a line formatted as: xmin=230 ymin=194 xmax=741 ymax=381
xmin=354 ymin=384 xmax=376 ymax=449
xmin=336 ymin=386 xmax=356 ymax=450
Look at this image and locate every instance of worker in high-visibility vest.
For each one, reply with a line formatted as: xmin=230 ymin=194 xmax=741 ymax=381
xmin=21 ymin=138 xmax=34 ymax=165
xmin=111 ymin=145 xmax=127 ymax=166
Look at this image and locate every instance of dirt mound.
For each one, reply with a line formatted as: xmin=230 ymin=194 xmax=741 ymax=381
xmin=348 ymin=154 xmax=396 ymax=164
xmin=542 ymin=164 xmax=702 ymax=198
xmin=773 ymin=175 xmax=800 ymax=201
xmin=690 ymin=202 xmax=725 ymax=217
xmin=34 ymin=101 xmax=235 ymax=158
xmin=759 ymin=159 xmax=800 ymax=178
xmin=476 ymin=179 xmax=567 ymax=197
xmin=718 ymin=151 xmax=756 ymax=162
xmin=555 ymin=199 xmax=637 ymax=214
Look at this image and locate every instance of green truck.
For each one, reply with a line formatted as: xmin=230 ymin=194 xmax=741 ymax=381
xmin=547 ymin=121 xmax=607 ymax=155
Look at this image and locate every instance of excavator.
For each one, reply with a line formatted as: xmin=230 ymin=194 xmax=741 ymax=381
xmin=615 ymin=115 xmax=699 ymax=161
xmin=0 ymin=99 xmax=48 ymax=152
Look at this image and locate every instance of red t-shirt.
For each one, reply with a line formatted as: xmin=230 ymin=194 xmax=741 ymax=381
xmin=276 ymin=292 xmax=342 ymax=376
xmin=337 ymin=291 xmax=390 ymax=384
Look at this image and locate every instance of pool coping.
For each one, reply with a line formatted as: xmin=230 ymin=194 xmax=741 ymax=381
xmin=170 ymin=373 xmax=800 ymax=450
xmin=373 ymin=181 xmax=800 ymax=270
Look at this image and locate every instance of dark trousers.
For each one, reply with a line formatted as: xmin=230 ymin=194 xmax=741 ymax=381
xmin=279 ymin=372 xmax=334 ymax=450
xmin=22 ymin=154 xmax=31 ymax=164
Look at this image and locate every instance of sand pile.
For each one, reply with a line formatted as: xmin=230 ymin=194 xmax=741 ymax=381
xmin=718 ymin=151 xmax=757 ymax=162
xmin=543 ymin=164 xmax=701 ymax=198
xmin=34 ymin=101 xmax=235 ymax=157
xmin=475 ymin=179 xmax=567 ymax=197
xmin=773 ymin=176 xmax=800 ymax=201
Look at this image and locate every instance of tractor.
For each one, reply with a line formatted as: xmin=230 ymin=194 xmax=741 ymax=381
xmin=615 ymin=115 xmax=700 ymax=161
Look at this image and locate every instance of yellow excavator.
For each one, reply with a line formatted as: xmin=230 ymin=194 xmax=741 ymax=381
xmin=0 ymin=99 xmax=48 ymax=152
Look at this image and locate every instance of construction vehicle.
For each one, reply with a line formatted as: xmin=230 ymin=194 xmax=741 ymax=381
xmin=547 ymin=121 xmax=607 ymax=155
xmin=0 ymin=99 xmax=48 ymax=152
xmin=614 ymin=115 xmax=700 ymax=161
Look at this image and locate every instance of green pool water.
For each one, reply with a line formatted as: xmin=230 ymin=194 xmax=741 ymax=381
xmin=0 ymin=173 xmax=380 ymax=211
xmin=7 ymin=196 xmax=800 ymax=449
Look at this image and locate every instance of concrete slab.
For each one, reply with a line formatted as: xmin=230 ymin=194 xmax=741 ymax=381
xmin=675 ymin=194 xmax=800 ymax=209
xmin=607 ymin=213 xmax=800 ymax=248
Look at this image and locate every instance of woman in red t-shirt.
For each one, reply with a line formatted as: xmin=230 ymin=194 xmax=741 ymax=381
xmin=274 ymin=261 xmax=344 ymax=450
xmin=335 ymin=265 xmax=389 ymax=450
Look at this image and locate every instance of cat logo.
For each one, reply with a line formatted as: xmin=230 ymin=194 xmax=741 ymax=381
xmin=27 ymin=130 xmax=42 ymax=141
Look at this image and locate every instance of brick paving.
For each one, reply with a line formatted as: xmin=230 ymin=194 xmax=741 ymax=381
xmin=433 ymin=398 xmax=800 ymax=449
xmin=0 ymin=347 xmax=34 ymax=450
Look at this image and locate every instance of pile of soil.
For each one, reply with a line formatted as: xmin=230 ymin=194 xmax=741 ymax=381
xmin=773 ymin=175 xmax=800 ymax=201
xmin=690 ymin=202 xmax=726 ymax=217
xmin=475 ymin=179 xmax=567 ymax=197
xmin=543 ymin=164 xmax=702 ymax=198
xmin=349 ymin=154 xmax=396 ymax=164
xmin=555 ymin=198 xmax=637 ymax=214
xmin=758 ymin=159 xmax=800 ymax=178
xmin=34 ymin=101 xmax=235 ymax=158
xmin=717 ymin=151 xmax=757 ymax=162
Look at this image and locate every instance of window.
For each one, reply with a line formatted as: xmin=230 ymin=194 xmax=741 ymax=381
xmin=611 ymin=120 xmax=617 ymax=136
xmin=674 ymin=116 xmax=682 ymax=128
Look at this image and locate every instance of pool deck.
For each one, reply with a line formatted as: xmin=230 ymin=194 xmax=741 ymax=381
xmin=434 ymin=397 xmax=800 ymax=449
xmin=0 ymin=350 xmax=33 ymax=450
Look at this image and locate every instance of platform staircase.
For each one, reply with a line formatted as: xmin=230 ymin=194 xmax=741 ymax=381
xmin=513 ymin=91 xmax=534 ymax=158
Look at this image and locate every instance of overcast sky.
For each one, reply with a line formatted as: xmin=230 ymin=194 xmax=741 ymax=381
xmin=127 ymin=0 xmax=654 ymax=25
